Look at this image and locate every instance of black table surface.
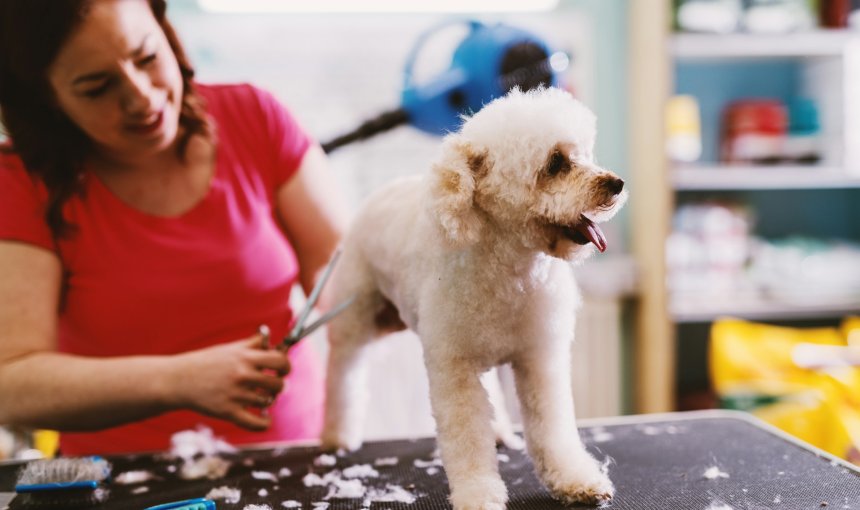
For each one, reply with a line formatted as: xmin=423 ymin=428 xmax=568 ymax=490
xmin=1 ymin=410 xmax=859 ymax=509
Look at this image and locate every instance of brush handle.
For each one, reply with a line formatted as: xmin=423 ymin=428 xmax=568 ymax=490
xmin=15 ymin=480 xmax=99 ymax=492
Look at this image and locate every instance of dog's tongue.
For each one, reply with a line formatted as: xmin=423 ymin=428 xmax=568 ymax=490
xmin=575 ymin=214 xmax=607 ymax=252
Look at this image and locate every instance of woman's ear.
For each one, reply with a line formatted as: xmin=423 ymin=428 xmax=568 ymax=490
xmin=428 ymin=136 xmax=488 ymax=247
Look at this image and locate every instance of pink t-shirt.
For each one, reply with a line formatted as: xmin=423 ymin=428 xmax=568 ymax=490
xmin=0 ymin=83 xmax=324 ymax=455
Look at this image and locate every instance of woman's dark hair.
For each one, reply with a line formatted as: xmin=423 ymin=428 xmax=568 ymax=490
xmin=0 ymin=0 xmax=210 ymax=238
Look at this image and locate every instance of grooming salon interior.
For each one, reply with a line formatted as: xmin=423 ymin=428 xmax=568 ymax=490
xmin=2 ymin=0 xmax=860 ymax=507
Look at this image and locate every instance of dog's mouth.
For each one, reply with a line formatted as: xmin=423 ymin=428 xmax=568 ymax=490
xmin=559 ymin=214 xmax=607 ymax=252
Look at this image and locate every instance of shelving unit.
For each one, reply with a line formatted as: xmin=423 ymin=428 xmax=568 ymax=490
xmin=673 ymin=164 xmax=860 ymax=190
xmin=630 ymin=1 xmax=674 ymax=414
xmin=670 ymin=30 xmax=857 ymax=59
xmin=671 ymin=296 xmax=860 ymax=323
xmin=630 ymin=4 xmax=860 ymax=414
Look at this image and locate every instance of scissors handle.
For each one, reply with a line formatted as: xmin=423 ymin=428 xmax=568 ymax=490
xmin=258 ymin=324 xmax=271 ymax=349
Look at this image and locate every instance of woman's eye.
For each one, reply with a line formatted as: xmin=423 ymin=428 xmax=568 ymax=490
xmin=547 ymin=151 xmax=570 ymax=176
xmin=138 ymin=53 xmax=157 ymax=66
xmin=83 ymin=83 xmax=109 ymax=98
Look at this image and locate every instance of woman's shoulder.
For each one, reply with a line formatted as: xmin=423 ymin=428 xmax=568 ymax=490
xmin=0 ymin=143 xmax=25 ymax=169
xmin=0 ymin=145 xmax=40 ymax=188
xmin=195 ymin=81 xmax=258 ymax=98
xmin=0 ymin=144 xmax=53 ymax=248
xmin=0 ymin=145 xmax=48 ymax=207
xmin=195 ymin=82 xmax=305 ymax=146
xmin=195 ymin=81 xmax=282 ymax=117
xmin=0 ymin=145 xmax=51 ymax=207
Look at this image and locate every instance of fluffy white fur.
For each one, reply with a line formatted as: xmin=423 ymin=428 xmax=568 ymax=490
xmin=321 ymin=87 xmax=627 ymax=509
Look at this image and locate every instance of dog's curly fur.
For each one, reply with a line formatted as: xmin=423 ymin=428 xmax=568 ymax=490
xmin=321 ymin=87 xmax=627 ymax=509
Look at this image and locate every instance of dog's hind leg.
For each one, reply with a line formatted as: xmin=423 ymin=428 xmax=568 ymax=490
xmin=512 ymin=345 xmax=614 ymax=505
xmin=425 ymin=354 xmax=508 ymax=510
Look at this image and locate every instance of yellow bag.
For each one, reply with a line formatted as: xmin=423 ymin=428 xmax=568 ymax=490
xmin=843 ymin=316 xmax=860 ymax=346
xmin=710 ymin=317 xmax=860 ymax=462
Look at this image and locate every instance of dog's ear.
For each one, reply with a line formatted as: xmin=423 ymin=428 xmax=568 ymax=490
xmin=428 ymin=137 xmax=488 ymax=247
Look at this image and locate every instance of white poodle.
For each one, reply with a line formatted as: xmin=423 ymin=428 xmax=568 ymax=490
xmin=321 ymin=87 xmax=627 ymax=509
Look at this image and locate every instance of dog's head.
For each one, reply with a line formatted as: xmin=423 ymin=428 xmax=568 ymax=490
xmin=429 ymin=87 xmax=627 ymax=261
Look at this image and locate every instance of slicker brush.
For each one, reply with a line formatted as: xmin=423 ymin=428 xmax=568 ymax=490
xmin=14 ymin=456 xmax=111 ymax=508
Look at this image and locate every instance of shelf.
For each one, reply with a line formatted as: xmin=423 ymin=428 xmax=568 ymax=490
xmin=671 ymin=295 xmax=860 ymax=323
xmin=670 ymin=30 xmax=859 ymax=59
xmin=672 ymin=164 xmax=860 ymax=190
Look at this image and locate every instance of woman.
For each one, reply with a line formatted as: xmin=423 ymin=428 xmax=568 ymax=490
xmin=0 ymin=0 xmax=348 ymax=455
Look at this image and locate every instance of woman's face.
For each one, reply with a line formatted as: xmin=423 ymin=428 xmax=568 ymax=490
xmin=47 ymin=0 xmax=183 ymax=162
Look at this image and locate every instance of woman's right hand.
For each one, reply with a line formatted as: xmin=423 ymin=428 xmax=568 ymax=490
xmin=168 ymin=332 xmax=291 ymax=431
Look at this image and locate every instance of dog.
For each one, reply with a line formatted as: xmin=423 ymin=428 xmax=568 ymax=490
xmin=321 ymin=87 xmax=627 ymax=509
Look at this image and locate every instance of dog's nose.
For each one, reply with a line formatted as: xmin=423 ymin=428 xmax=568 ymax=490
xmin=605 ymin=177 xmax=625 ymax=195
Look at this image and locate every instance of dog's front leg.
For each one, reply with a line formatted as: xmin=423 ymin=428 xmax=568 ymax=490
xmin=512 ymin=346 xmax=614 ymax=505
xmin=426 ymin=359 xmax=508 ymax=510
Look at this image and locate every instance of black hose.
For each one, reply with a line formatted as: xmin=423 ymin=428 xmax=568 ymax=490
xmin=321 ymin=108 xmax=410 ymax=153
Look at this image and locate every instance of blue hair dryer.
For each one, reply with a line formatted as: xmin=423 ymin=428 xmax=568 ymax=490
xmin=321 ymin=20 xmax=564 ymax=153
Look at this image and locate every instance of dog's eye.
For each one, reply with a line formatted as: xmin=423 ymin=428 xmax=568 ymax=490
xmin=546 ymin=151 xmax=570 ymax=177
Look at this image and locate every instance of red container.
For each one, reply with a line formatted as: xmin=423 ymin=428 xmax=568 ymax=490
xmin=721 ymin=100 xmax=788 ymax=164
xmin=820 ymin=0 xmax=851 ymax=28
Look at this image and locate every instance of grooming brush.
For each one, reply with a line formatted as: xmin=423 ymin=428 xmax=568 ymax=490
xmin=145 ymin=498 xmax=216 ymax=510
xmin=14 ymin=456 xmax=111 ymax=508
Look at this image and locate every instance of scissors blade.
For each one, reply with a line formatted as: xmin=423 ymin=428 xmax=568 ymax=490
xmin=288 ymin=248 xmax=343 ymax=340
xmin=280 ymin=295 xmax=356 ymax=350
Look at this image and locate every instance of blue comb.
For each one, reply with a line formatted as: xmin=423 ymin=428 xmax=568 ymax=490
xmin=145 ymin=498 xmax=216 ymax=510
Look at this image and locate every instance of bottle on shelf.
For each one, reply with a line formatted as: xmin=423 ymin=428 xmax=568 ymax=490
xmin=666 ymin=95 xmax=703 ymax=163
xmin=675 ymin=0 xmax=816 ymax=33
xmin=783 ymin=97 xmax=821 ymax=164
xmin=820 ymin=0 xmax=852 ymax=27
xmin=743 ymin=0 xmax=815 ymax=33
xmin=676 ymin=0 xmax=743 ymax=34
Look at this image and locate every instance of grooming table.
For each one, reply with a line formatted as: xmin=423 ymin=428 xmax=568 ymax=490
xmin=1 ymin=410 xmax=858 ymax=509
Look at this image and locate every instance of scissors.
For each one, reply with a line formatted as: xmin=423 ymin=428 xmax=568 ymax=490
xmin=258 ymin=248 xmax=355 ymax=351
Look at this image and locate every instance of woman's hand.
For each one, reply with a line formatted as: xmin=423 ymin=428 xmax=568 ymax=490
xmin=168 ymin=332 xmax=291 ymax=431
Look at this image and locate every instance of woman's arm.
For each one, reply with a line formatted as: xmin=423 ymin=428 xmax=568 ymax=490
xmin=0 ymin=241 xmax=288 ymax=431
xmin=276 ymin=144 xmax=350 ymax=300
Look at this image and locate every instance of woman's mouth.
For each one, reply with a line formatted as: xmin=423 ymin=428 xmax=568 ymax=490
xmin=126 ymin=111 xmax=164 ymax=136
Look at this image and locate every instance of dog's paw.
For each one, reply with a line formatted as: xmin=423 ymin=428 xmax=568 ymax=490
xmin=449 ymin=476 xmax=508 ymax=510
xmin=545 ymin=470 xmax=614 ymax=506
xmin=319 ymin=430 xmax=362 ymax=453
xmin=494 ymin=429 xmax=525 ymax=451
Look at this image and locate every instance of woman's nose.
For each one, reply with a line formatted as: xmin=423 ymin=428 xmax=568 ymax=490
xmin=121 ymin=70 xmax=155 ymax=115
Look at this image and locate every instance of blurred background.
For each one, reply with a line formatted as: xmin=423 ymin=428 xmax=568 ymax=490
xmin=2 ymin=0 xmax=860 ymax=465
